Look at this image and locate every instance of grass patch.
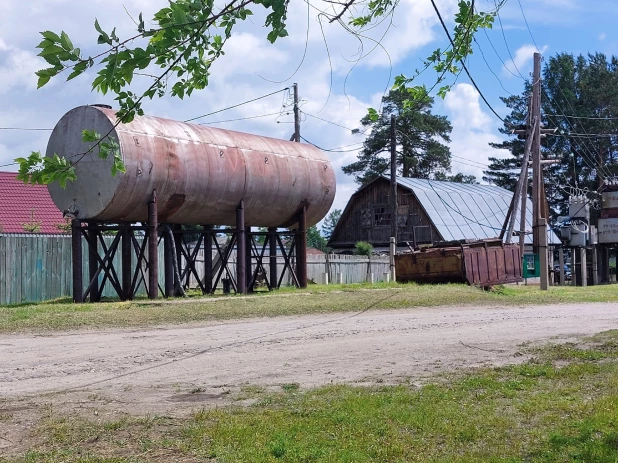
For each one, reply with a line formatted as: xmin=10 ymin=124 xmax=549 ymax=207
xmin=4 ymin=331 xmax=618 ymax=462
xmin=1 ymin=283 xmax=618 ymax=333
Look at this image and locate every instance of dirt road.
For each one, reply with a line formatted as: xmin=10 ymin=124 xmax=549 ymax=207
xmin=1 ymin=303 xmax=618 ymax=416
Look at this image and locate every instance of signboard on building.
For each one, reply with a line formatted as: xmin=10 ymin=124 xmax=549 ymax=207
xmin=602 ymin=192 xmax=618 ymax=210
xmin=598 ymin=218 xmax=618 ymax=243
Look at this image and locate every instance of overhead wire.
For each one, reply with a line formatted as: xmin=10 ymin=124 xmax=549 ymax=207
xmin=299 ymin=135 xmax=363 ymax=152
xmin=184 ymin=88 xmax=289 ymax=123
xmin=197 ymin=111 xmax=290 ymax=126
xmin=509 ymin=0 xmax=613 ymax=182
xmin=429 ymin=0 xmax=507 ymax=125
xmin=494 ymin=6 xmax=526 ymax=80
xmin=515 ymin=0 xmax=541 ymax=53
xmin=0 ymin=127 xmax=53 ymax=131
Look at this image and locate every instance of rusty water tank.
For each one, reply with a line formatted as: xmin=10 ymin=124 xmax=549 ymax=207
xmin=46 ymin=105 xmax=336 ymax=227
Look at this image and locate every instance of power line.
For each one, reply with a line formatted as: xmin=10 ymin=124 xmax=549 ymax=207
xmin=516 ymin=0 xmax=541 ymax=53
xmin=301 ymin=112 xmax=360 ymax=133
xmin=482 ymin=28 xmax=521 ymax=80
xmin=429 ymin=0 xmax=507 ymax=125
xmin=184 ymin=88 xmax=289 ymax=123
xmin=549 ymin=132 xmax=618 ymax=138
xmin=198 ymin=111 xmax=290 ymax=126
xmin=473 ymin=37 xmax=514 ymax=96
xmin=0 ymin=127 xmax=53 ymax=131
xmin=495 ymin=9 xmax=526 ymax=80
xmin=299 ymin=135 xmax=362 ymax=152
xmin=547 ymin=114 xmax=618 ymax=121
xmin=543 ymin=88 xmax=613 ymax=179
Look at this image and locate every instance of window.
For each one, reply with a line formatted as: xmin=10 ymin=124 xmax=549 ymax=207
xmin=374 ymin=206 xmax=391 ymax=227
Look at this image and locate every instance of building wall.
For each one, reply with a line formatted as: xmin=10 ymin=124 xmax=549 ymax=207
xmin=329 ymin=178 xmax=442 ymax=248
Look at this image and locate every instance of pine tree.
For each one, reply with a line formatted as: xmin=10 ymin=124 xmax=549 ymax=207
xmin=321 ymin=209 xmax=342 ymax=239
xmin=484 ymin=53 xmax=618 ymax=222
xmin=342 ymin=89 xmax=453 ymax=185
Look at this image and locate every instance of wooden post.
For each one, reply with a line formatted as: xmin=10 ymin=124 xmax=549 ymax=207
xmin=592 ymin=245 xmax=599 ymax=286
xmin=559 ymin=247 xmax=565 ymax=286
xmin=539 ymin=218 xmax=549 ymax=291
xmin=580 ymin=247 xmax=588 ymax=287
xmin=389 ymin=236 xmax=396 ymax=282
xmin=293 ymin=83 xmax=300 ymax=143
xmin=390 ymin=114 xmax=398 ymax=246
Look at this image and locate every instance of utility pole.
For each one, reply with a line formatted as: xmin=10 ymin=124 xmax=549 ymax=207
xmin=390 ymin=115 xmax=397 ymax=282
xmin=390 ymin=115 xmax=397 ymax=244
xmin=293 ymin=83 xmax=300 ymax=143
xmin=531 ymin=52 xmax=549 ymax=290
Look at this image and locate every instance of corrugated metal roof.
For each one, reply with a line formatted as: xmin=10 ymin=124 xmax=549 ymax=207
xmin=392 ymin=176 xmax=559 ymax=244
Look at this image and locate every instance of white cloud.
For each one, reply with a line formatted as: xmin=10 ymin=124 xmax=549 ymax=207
xmin=443 ymin=84 xmax=509 ymax=181
xmin=0 ymin=40 xmax=42 ymax=94
xmin=599 ymin=32 xmax=607 ymax=41
xmin=503 ymin=44 xmax=548 ymax=78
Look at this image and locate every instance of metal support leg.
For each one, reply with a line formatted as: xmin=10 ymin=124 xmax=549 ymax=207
xmin=204 ymin=226 xmax=213 ymax=294
xmin=163 ymin=226 xmax=174 ymax=298
xmin=269 ymin=227 xmax=278 ymax=290
xmin=88 ymin=223 xmax=100 ymax=302
xmin=236 ymin=201 xmax=247 ymax=294
xmin=296 ymin=205 xmax=308 ymax=288
xmin=121 ymin=226 xmax=132 ymax=301
xmin=245 ymin=227 xmax=252 ymax=293
xmin=172 ymin=224 xmax=183 ymax=296
xmin=72 ymin=219 xmax=83 ymax=303
xmin=148 ymin=192 xmax=158 ymax=300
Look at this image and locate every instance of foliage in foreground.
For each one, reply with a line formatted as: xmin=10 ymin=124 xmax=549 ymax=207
xmin=6 ymin=331 xmax=618 ymax=462
xmin=18 ymin=0 xmax=504 ymax=187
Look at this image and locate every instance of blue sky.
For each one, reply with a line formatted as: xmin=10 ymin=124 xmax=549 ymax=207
xmin=0 ymin=0 xmax=614 ymax=216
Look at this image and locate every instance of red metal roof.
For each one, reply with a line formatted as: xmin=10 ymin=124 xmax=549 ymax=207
xmin=0 ymin=172 xmax=66 ymax=234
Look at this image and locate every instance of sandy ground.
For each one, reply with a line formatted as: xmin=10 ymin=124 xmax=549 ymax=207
xmin=1 ymin=302 xmax=618 ymax=452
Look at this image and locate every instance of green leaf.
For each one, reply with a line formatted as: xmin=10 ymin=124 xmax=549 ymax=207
xmin=60 ymin=31 xmax=73 ymax=51
xmin=37 ymin=75 xmax=51 ymax=89
xmin=81 ymin=130 xmax=100 ymax=143
xmin=94 ymin=19 xmax=104 ymax=35
xmin=40 ymin=31 xmax=61 ymax=43
xmin=367 ymin=108 xmax=379 ymax=122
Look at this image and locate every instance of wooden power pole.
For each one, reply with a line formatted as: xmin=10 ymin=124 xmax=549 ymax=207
xmin=390 ymin=115 xmax=397 ymax=282
xmin=293 ymin=83 xmax=300 ymax=143
xmin=502 ymin=52 xmax=552 ymax=290
xmin=390 ymin=115 xmax=397 ymax=244
xmin=531 ymin=52 xmax=550 ymax=290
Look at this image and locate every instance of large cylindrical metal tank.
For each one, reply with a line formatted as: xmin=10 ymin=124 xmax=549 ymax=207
xmin=46 ymin=106 xmax=336 ymax=227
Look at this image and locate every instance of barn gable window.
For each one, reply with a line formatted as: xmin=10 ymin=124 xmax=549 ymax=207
xmin=373 ymin=205 xmax=391 ymax=227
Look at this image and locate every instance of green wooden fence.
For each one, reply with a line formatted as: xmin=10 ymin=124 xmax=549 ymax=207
xmin=0 ymin=234 xmax=391 ymax=305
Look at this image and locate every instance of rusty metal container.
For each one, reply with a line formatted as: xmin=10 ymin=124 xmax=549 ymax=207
xmin=46 ymin=105 xmax=335 ymax=227
xmin=395 ymin=240 xmax=522 ymax=286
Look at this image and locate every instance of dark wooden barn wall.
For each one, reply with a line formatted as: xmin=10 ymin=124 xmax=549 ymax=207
xmin=329 ymin=179 xmax=441 ymax=248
